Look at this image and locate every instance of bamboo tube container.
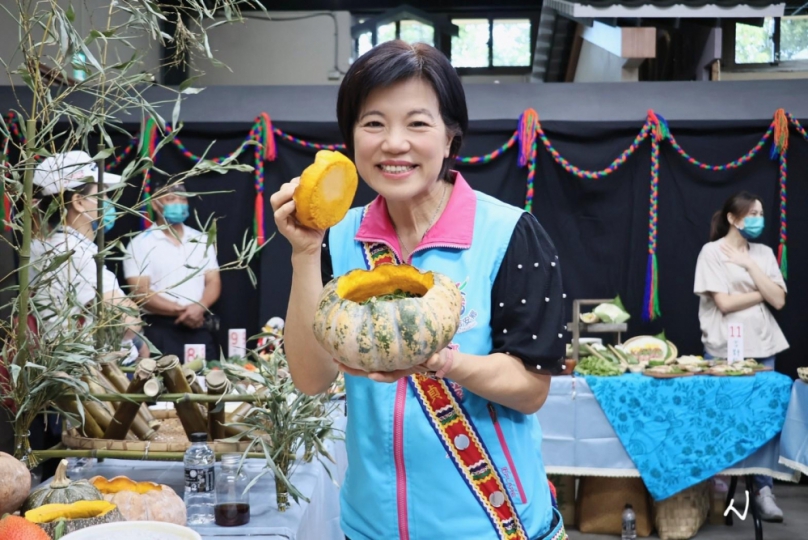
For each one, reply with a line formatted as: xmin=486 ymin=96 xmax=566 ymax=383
xmin=143 ymin=377 xmax=164 ymax=398
xmin=205 ymin=371 xmax=230 ymax=440
xmin=183 ymin=366 xmax=204 ymax=394
xmin=183 ymin=366 xmax=209 ymax=420
xmin=100 ymin=361 xmax=160 ymax=429
xmin=104 ymin=359 xmax=157 ymax=440
xmin=158 ymin=355 xmax=207 ymax=437
xmin=57 ymin=398 xmax=104 ymax=439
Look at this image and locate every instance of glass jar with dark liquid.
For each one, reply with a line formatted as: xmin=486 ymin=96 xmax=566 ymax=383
xmin=214 ymin=453 xmax=250 ymax=526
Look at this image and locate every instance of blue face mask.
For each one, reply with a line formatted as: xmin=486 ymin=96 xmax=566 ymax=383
xmin=102 ymin=199 xmax=116 ymax=233
xmin=90 ymin=199 xmax=116 ymax=233
xmin=163 ymin=202 xmax=189 ymax=225
xmin=738 ymin=216 xmax=764 ymax=240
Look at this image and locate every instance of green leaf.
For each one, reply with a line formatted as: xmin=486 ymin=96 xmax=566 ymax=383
xmin=9 ymin=364 xmax=21 ymax=386
xmin=612 ymin=295 xmax=627 ymax=311
xmin=91 ymin=148 xmax=115 ymax=161
xmin=179 ymin=75 xmax=202 ymax=92
xmin=654 ymin=330 xmax=667 ymax=341
xmin=85 ymin=29 xmax=104 ymax=46
xmin=66 ymin=4 xmax=75 ymax=22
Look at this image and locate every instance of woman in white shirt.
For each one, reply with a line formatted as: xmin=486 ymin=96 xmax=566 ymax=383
xmin=30 ymin=151 xmax=142 ymax=341
xmin=693 ymin=190 xmax=788 ymax=522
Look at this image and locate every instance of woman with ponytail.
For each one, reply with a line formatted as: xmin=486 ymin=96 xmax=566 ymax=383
xmin=694 ymin=190 xmax=788 ymax=522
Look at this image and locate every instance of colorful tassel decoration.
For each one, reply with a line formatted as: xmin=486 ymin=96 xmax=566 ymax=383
xmin=524 ymin=140 xmax=537 ymax=212
xmin=251 ymin=123 xmax=267 ymax=245
xmin=643 ymin=135 xmax=662 ymax=322
xmin=140 ymin=118 xmax=160 ymax=229
xmin=517 ymin=108 xmax=539 ymax=168
xmin=259 ymin=112 xmax=277 ymax=162
xmin=647 ymin=109 xmax=670 ymax=142
xmin=771 ymin=108 xmax=789 ymax=159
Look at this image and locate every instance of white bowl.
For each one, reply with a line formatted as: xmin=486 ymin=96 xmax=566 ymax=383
xmin=61 ymin=521 xmax=201 ymax=540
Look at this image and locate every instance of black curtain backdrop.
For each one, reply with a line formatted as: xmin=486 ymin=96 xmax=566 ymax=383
xmin=106 ymin=119 xmax=806 ymax=379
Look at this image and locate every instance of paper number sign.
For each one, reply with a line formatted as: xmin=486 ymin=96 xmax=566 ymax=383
xmin=228 ymin=329 xmax=247 ymax=358
xmin=727 ymin=323 xmax=744 ymax=364
xmin=185 ymin=344 xmax=206 ymax=364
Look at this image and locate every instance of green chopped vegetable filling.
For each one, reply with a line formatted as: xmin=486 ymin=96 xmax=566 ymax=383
xmin=360 ymin=289 xmax=419 ymax=305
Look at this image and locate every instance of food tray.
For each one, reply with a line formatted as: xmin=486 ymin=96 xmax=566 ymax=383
xmin=643 ymin=371 xmax=694 ymax=379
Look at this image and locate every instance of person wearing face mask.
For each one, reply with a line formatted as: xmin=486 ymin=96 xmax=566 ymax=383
xmin=29 ymin=150 xmax=142 ymax=339
xmin=694 ymin=190 xmax=788 ymax=522
xmin=123 ymin=181 xmax=220 ymax=362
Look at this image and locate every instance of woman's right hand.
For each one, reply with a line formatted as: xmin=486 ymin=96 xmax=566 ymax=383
xmin=270 ymin=177 xmax=325 ymax=256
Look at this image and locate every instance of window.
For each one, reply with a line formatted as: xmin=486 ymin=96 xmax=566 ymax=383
xmin=452 ymin=19 xmax=490 ymax=68
xmin=732 ymin=16 xmax=808 ymax=65
xmin=352 ymin=11 xmax=536 ymax=73
xmin=355 ymin=19 xmax=435 ymax=57
xmin=780 ymin=16 xmax=808 ymax=60
xmin=451 ymin=17 xmax=533 ymax=71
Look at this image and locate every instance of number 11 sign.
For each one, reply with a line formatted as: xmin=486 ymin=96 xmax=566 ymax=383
xmin=727 ymin=323 xmax=744 ymax=364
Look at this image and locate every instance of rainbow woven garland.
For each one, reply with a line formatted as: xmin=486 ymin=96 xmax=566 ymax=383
xmin=3 ymin=108 xmax=805 ymax=322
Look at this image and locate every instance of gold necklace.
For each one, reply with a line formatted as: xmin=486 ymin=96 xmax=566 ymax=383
xmin=395 ymin=183 xmax=448 ymax=261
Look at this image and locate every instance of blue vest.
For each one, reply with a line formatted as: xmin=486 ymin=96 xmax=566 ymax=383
xmin=329 ymin=191 xmax=553 ymax=540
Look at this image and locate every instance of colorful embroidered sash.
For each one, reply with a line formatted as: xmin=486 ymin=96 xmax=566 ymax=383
xmin=360 ymin=206 xmax=528 ymax=539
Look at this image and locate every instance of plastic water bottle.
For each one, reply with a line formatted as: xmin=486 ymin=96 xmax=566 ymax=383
xmin=622 ymin=503 xmax=637 ymax=540
xmin=184 ymin=432 xmax=215 ymax=525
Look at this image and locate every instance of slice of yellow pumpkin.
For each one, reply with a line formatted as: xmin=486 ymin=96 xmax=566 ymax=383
xmin=294 ymin=150 xmax=358 ymax=230
xmin=89 ymin=475 xmax=162 ymax=494
xmin=25 ymin=500 xmax=117 ymax=523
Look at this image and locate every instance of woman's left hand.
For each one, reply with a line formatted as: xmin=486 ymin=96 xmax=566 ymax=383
xmin=721 ymin=242 xmax=755 ymax=270
xmin=336 ymin=348 xmax=455 ymax=383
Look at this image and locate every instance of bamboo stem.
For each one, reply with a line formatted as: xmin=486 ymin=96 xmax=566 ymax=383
xmin=158 ymin=356 xmax=207 ymax=437
xmin=104 ymin=359 xmax=156 ymax=439
xmin=84 ymin=393 xmax=264 ymax=403
xmin=15 ymin=119 xmax=37 ymax=367
xmin=101 ymin=361 xmax=159 ymax=429
xmin=86 ymin=372 xmax=156 ymax=440
xmin=183 ymin=366 xmax=204 ymax=395
xmin=94 ymin=143 xmax=106 ymax=349
xmin=32 ymin=448 xmax=271 ymax=461
xmin=206 ymin=371 xmax=229 ymax=441
xmin=57 ymin=399 xmax=104 ymax=439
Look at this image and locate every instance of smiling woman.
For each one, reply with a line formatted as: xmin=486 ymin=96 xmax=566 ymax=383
xmin=270 ymin=40 xmax=567 ymax=540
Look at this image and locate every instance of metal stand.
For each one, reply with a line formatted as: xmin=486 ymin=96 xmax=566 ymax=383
xmin=566 ymin=299 xmax=628 ymax=362
xmin=724 ymin=475 xmax=763 ymax=540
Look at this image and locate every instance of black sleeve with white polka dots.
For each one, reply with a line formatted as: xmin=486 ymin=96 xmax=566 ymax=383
xmin=491 ymin=213 xmax=566 ymax=374
xmin=321 ymin=229 xmax=333 ymax=285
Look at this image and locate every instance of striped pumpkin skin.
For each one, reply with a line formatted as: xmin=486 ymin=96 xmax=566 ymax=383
xmin=313 ymin=265 xmax=462 ymax=372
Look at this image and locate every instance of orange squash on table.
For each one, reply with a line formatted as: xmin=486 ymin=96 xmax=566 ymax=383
xmin=89 ymin=475 xmax=187 ymax=525
xmin=293 ymin=150 xmax=358 ymax=230
xmin=313 ymin=264 xmax=462 ymax=372
xmin=0 ymin=451 xmax=31 ymax=516
xmin=0 ymin=514 xmax=50 ymax=540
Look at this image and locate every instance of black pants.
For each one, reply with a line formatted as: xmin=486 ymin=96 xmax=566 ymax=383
xmin=143 ymin=314 xmax=216 ymax=363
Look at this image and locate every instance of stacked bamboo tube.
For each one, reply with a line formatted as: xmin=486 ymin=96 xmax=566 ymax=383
xmin=66 ymin=355 xmax=263 ymax=444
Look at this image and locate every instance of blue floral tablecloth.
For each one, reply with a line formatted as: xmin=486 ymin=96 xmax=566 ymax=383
xmin=584 ymin=372 xmax=792 ymax=500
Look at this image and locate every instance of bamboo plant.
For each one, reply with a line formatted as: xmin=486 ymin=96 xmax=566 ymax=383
xmin=0 ymin=0 xmax=267 ymax=465
xmin=221 ymin=348 xmax=342 ymax=512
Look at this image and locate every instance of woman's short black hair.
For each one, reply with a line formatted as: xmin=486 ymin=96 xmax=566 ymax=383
xmin=336 ymin=40 xmax=469 ymax=182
